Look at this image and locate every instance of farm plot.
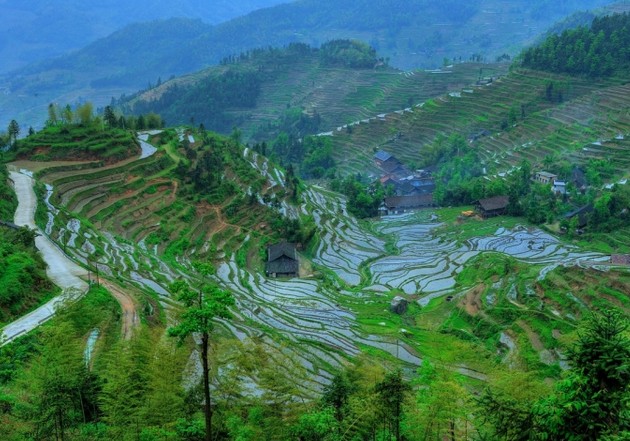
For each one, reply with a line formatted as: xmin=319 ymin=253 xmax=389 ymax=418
xmin=29 ymin=130 xmax=625 ymax=385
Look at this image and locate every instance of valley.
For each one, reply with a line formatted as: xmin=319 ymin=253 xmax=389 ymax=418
xmin=3 ymin=126 xmax=626 ymax=389
xmin=0 ymin=6 xmax=629 ymax=439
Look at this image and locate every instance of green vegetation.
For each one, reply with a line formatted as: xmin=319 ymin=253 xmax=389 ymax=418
xmin=0 ymin=166 xmax=16 ymax=219
xmin=16 ymin=106 xmax=140 ymax=163
xmin=330 ymin=175 xmax=385 ymax=218
xmin=0 ymin=226 xmax=57 ymax=325
xmin=128 ymin=67 xmax=262 ymax=133
xmin=121 ymin=46 xmax=492 ymax=142
xmin=520 ymin=13 xmax=630 ymax=77
xmin=169 ymin=280 xmax=234 ymax=441
xmin=2 ymin=8 xmax=630 ymax=437
xmin=319 ymin=40 xmax=379 ymax=68
xmin=263 ymin=133 xmax=336 ymax=179
xmin=0 ymin=166 xmax=57 ymax=325
xmin=478 ymin=310 xmax=629 ymax=440
xmin=1 ymin=306 xmax=626 ymax=440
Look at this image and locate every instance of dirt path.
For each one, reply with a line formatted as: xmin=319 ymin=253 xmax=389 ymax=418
xmin=100 ymin=280 xmax=138 ymax=340
xmin=1 ymin=170 xmax=88 ymax=346
xmin=516 ymin=320 xmax=545 ymax=351
xmin=1 ymin=169 xmax=140 ymax=345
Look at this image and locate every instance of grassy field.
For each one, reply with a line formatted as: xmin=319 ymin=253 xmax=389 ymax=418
xmin=16 ymin=125 xmax=140 ymax=164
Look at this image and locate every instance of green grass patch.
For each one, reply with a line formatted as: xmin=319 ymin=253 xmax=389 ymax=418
xmin=435 ymin=212 xmax=526 ymax=244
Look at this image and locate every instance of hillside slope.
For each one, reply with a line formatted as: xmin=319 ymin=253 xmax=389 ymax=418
xmin=1 ymin=0 xmax=621 ymax=129
xmin=324 ymin=68 xmax=630 ymax=181
xmin=119 ymin=43 xmax=503 ymax=141
xmin=11 ymin=125 xmax=629 ymax=395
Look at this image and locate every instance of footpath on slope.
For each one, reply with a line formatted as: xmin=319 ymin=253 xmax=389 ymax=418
xmin=100 ymin=280 xmax=138 ymax=340
xmin=1 ymin=169 xmax=138 ymax=345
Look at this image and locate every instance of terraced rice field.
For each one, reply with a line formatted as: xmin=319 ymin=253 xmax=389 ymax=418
xmin=327 ymin=68 xmax=630 ymax=178
xmin=31 ymin=132 xmax=627 ymax=388
xmin=142 ymin=59 xmax=501 ymax=142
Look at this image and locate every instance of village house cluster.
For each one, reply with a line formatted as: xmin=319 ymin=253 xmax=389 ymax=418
xmin=372 ymin=150 xmax=436 ymax=215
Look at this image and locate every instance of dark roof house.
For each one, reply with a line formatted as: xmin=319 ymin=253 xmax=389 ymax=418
xmin=374 ymin=150 xmax=393 ymax=164
xmin=563 ymin=204 xmax=593 ymax=228
xmin=266 ymin=242 xmax=299 ymax=277
xmin=572 ymin=167 xmax=588 ymax=190
xmin=476 ymin=196 xmax=509 ymax=217
xmin=382 ymin=194 xmax=434 ymax=215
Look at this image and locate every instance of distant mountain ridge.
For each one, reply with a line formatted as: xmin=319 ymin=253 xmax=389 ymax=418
xmin=0 ymin=0 xmax=620 ymax=129
xmin=0 ymin=0 xmax=287 ymax=74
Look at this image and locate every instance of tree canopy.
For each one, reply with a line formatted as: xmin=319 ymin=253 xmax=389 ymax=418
xmin=520 ymin=13 xmax=630 ymax=77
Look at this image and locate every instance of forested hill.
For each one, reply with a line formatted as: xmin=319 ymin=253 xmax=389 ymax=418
xmin=0 ymin=0 xmax=616 ymax=129
xmin=520 ymin=12 xmax=630 ymax=77
xmin=118 ymin=42 xmax=497 ymax=142
xmin=118 ymin=41 xmax=382 ymax=136
xmin=534 ymin=1 xmax=630 ymax=41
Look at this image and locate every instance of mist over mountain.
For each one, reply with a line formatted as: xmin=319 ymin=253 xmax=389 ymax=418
xmin=0 ymin=0 xmax=287 ymax=73
xmin=1 ymin=0 xmax=630 ymax=439
xmin=0 ymin=0 xmax=620 ymax=129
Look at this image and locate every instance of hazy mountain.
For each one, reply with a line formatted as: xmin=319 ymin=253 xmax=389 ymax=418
xmin=0 ymin=0 xmax=288 ymax=73
xmin=0 ymin=0 xmax=619 ymax=129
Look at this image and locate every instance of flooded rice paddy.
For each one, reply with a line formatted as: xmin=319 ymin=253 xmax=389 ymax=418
xmin=33 ymin=153 xmax=611 ymax=385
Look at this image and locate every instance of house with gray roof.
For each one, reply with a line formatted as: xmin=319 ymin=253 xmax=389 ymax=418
xmin=266 ymin=242 xmax=299 ymax=278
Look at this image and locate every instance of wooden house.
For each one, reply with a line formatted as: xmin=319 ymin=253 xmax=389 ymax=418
xmin=374 ymin=150 xmax=394 ymax=167
xmin=563 ymin=204 xmax=593 ymax=229
xmin=382 ymin=194 xmax=434 ymax=215
xmin=476 ymin=196 xmax=509 ymax=218
xmin=266 ymin=242 xmax=299 ymax=278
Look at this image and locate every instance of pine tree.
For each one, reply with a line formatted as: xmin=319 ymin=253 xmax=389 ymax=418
xmin=103 ymin=106 xmax=117 ymax=128
xmin=7 ymin=120 xmax=19 ymax=146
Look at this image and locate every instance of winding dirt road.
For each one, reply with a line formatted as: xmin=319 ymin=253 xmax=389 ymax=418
xmin=1 ymin=169 xmax=138 ymax=345
xmin=1 ymin=170 xmax=88 ymax=346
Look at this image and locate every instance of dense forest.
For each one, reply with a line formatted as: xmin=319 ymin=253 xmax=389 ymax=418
xmin=1 ymin=294 xmax=627 ymax=440
xmin=256 ymin=134 xmax=337 ymax=180
xmin=520 ymin=13 xmax=630 ymax=76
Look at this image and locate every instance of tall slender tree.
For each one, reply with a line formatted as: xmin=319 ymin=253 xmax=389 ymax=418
xmin=48 ymin=103 xmax=58 ymax=126
xmin=375 ymin=369 xmax=410 ymax=441
xmin=7 ymin=120 xmax=19 ymax=146
xmin=103 ymin=106 xmax=117 ymax=128
xmin=168 ymin=280 xmax=234 ymax=441
xmin=534 ymin=309 xmax=630 ymax=440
